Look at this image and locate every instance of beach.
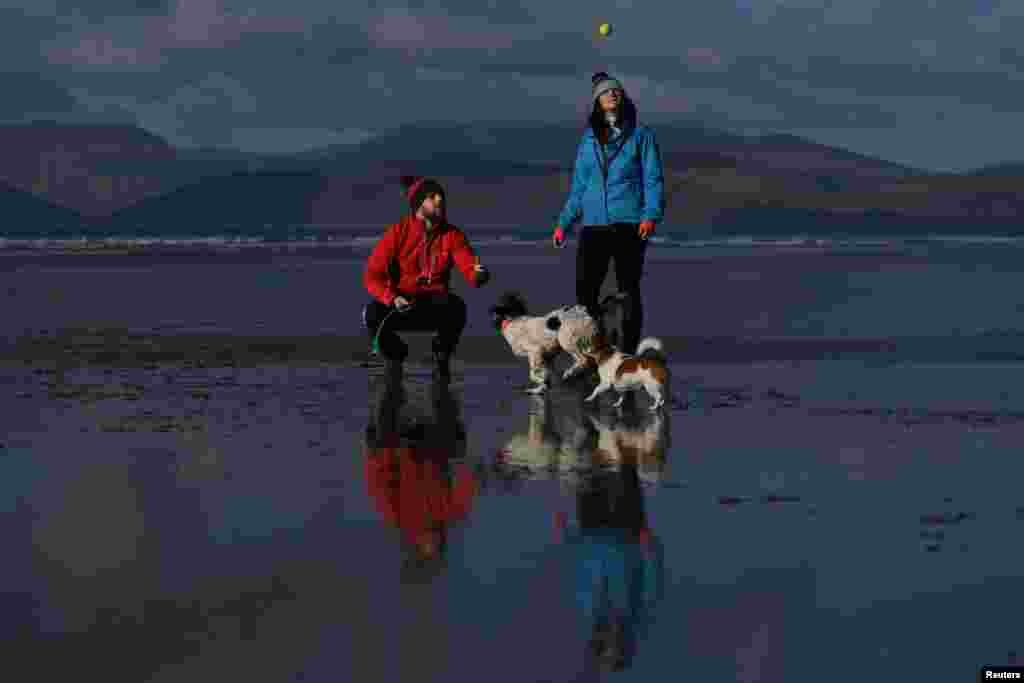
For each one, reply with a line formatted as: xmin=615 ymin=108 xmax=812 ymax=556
xmin=3 ymin=240 xmax=1023 ymax=681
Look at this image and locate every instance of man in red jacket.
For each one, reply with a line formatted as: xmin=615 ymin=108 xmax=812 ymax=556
xmin=363 ymin=175 xmax=491 ymax=381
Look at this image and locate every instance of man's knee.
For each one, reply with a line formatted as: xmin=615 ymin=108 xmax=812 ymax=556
xmin=362 ymin=301 xmax=389 ymax=331
xmin=442 ymin=294 xmax=467 ymax=325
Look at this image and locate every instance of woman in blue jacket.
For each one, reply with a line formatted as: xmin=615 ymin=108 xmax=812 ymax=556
xmin=552 ymin=72 xmax=666 ymax=354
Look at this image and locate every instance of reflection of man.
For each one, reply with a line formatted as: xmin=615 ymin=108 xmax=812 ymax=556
xmin=553 ymin=456 xmax=665 ymax=673
xmin=364 ymin=377 xmax=477 ymax=583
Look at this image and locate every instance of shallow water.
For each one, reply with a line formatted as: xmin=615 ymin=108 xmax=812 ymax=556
xmin=3 ymin=358 xmax=1022 ymax=681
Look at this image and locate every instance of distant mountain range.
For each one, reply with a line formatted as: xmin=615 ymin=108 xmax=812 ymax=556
xmin=1 ymin=121 xmax=1021 ymax=237
xmin=1 ymin=180 xmax=88 ymax=232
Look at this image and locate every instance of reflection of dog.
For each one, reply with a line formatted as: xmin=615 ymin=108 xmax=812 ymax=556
xmin=580 ymin=335 xmax=669 ymax=412
xmin=588 ymin=410 xmax=670 ymax=485
xmin=494 ymin=392 xmax=671 ymax=487
xmin=489 ymin=292 xmax=601 ymax=394
xmin=495 ymin=395 xmax=594 ymax=483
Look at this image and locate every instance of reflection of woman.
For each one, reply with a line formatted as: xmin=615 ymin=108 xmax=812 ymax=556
xmin=553 ymin=456 xmax=665 ymax=673
xmin=364 ymin=378 xmax=477 ymax=583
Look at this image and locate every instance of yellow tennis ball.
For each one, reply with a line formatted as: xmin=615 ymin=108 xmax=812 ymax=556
xmin=598 ymin=22 xmax=611 ymax=36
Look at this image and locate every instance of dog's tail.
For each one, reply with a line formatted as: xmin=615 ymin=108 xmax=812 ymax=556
xmin=636 ymin=337 xmax=665 ymax=361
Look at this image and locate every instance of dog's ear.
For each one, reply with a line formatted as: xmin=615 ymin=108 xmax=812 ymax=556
xmin=498 ymin=292 xmax=521 ymax=308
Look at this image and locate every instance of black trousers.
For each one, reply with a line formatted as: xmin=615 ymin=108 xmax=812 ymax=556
xmin=576 ymin=223 xmax=648 ymax=354
xmin=576 ymin=462 xmax=646 ymax=534
xmin=362 ymin=292 xmax=467 ymax=361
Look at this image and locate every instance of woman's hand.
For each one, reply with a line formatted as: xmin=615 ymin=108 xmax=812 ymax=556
xmin=552 ymin=226 xmax=567 ymax=248
xmin=393 ymin=296 xmax=413 ymax=311
xmin=638 ymin=220 xmax=656 ymax=240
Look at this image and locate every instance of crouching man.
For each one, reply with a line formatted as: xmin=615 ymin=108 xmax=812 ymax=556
xmin=363 ymin=175 xmax=491 ymax=381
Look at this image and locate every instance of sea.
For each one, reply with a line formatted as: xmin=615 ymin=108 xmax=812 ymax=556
xmin=1 ymin=222 xmax=1023 ymax=251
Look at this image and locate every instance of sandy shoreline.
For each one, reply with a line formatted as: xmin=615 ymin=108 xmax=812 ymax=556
xmin=4 ymin=330 xmax=1024 ymax=368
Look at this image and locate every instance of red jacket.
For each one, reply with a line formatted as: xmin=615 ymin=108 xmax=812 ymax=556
xmin=365 ymin=444 xmax=479 ymax=544
xmin=364 ymin=215 xmax=483 ymax=306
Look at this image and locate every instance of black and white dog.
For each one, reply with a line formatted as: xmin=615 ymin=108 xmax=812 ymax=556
xmin=489 ymin=291 xmax=631 ymax=394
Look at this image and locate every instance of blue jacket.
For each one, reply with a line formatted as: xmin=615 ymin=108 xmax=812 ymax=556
xmin=556 ymin=122 xmax=666 ymax=233
xmin=563 ymin=526 xmax=665 ymax=637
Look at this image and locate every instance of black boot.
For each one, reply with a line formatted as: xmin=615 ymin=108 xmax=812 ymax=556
xmin=384 ymin=356 xmax=403 ymax=382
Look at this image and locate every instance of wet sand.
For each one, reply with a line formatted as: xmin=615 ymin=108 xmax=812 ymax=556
xmin=2 ymin=243 xmax=1023 ymax=681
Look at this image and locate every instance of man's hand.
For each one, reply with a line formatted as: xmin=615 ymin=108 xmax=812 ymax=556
xmin=473 ymin=256 xmax=491 ymax=286
xmin=552 ymin=226 xmax=566 ymax=248
xmin=393 ymin=296 xmax=413 ymax=312
xmin=638 ymin=220 xmax=656 ymax=240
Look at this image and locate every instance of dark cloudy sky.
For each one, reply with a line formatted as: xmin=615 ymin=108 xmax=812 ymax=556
xmin=2 ymin=0 xmax=1022 ymax=171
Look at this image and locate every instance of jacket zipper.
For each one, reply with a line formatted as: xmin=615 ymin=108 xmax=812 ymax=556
xmin=596 ymin=129 xmax=627 ymax=225
xmin=424 ymin=232 xmax=438 ymax=283
xmin=595 ymin=138 xmax=608 ymax=223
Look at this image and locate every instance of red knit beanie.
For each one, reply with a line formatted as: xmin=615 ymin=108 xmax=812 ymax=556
xmin=400 ymin=175 xmax=446 ymax=213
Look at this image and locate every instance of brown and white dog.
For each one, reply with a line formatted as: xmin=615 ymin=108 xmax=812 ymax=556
xmin=579 ymin=335 xmax=669 ymax=412
xmin=490 ymin=292 xmax=604 ymax=394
